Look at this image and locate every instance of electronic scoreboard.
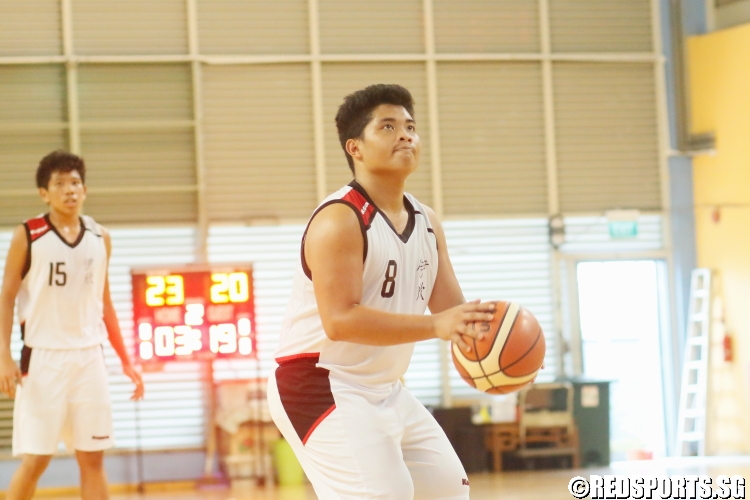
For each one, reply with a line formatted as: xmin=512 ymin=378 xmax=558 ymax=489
xmin=131 ymin=265 xmax=256 ymax=364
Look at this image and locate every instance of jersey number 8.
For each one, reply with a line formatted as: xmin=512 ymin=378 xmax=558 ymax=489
xmin=380 ymin=260 xmax=397 ymax=298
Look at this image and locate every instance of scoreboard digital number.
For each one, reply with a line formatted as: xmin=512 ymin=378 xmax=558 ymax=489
xmin=131 ymin=266 xmax=256 ymax=364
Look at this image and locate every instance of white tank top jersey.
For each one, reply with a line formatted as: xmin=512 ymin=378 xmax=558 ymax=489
xmin=17 ymin=214 xmax=109 ymax=350
xmin=275 ymin=181 xmax=439 ymax=389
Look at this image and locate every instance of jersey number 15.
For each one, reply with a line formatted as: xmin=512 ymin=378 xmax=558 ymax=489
xmin=48 ymin=262 xmax=67 ymax=286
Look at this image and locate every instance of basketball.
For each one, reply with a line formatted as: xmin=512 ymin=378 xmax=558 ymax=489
xmin=452 ymin=301 xmax=546 ymax=394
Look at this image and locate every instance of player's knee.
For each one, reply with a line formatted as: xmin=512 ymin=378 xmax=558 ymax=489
xmin=75 ymin=450 xmax=105 ymax=472
xmin=20 ymin=454 xmax=52 ymax=477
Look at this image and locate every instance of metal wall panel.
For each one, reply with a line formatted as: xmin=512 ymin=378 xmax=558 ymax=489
xmin=549 ymin=0 xmax=653 ymax=53
xmin=197 ymin=0 xmax=309 ymax=55
xmin=318 ymin=0 xmax=424 ymax=54
xmin=0 ymin=0 xmax=61 ymax=56
xmin=0 ymin=132 xmax=68 ymax=227
xmin=77 ymin=64 xmax=193 ymax=122
xmin=0 ymin=66 xmax=67 ymax=123
xmin=71 ymin=0 xmax=188 ymax=55
xmin=433 ymin=0 xmax=540 ymax=53
xmin=554 ymin=63 xmax=660 ymax=212
xmin=321 ymin=63 xmax=433 ymax=204
xmin=437 ymin=62 xmax=547 ymax=216
xmin=202 ymin=65 xmax=317 ymax=222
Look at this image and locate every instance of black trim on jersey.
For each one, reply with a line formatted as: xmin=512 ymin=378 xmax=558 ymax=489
xmin=349 ymin=181 xmax=416 ymax=243
xmin=20 ymin=323 xmax=32 ymax=376
xmin=300 ymin=200 xmax=368 ymax=281
xmin=22 ymin=224 xmax=32 ymax=280
xmin=44 ymin=214 xmax=86 ymax=248
xmin=275 ymin=355 xmax=336 ymax=445
xmin=426 ymin=227 xmax=438 ymax=251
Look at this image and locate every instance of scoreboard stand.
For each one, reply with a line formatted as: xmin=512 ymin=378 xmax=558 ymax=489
xmin=131 ymin=264 xmax=267 ymax=485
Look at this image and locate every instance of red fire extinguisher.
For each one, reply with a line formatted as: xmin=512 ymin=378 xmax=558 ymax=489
xmin=723 ymin=333 xmax=734 ymax=362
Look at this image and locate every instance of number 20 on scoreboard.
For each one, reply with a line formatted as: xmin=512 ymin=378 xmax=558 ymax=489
xmin=131 ymin=266 xmax=257 ymax=365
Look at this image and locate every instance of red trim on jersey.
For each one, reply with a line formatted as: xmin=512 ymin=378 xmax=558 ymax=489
xmin=342 ymin=189 xmax=377 ymax=227
xmin=275 ymin=352 xmax=320 ymax=364
xmin=25 ymin=216 xmax=50 ymax=242
xmin=302 ymin=403 xmax=336 ymax=445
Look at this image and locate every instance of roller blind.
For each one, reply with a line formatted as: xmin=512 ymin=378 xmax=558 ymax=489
xmin=0 ymin=0 xmax=61 ymax=56
xmin=437 ymin=62 xmax=547 ymax=216
xmin=197 ymin=0 xmax=309 ymax=55
xmin=202 ymin=64 xmax=317 ymax=222
xmin=321 ymin=62 xmax=433 ymax=204
xmin=318 ymin=0 xmax=424 ymax=54
xmin=433 ymin=0 xmax=540 ymax=53
xmin=554 ymin=63 xmax=661 ymax=213
xmin=549 ymin=0 xmax=653 ymax=53
xmin=106 ymin=227 xmax=204 ymax=450
xmin=70 ymin=0 xmax=188 ymax=55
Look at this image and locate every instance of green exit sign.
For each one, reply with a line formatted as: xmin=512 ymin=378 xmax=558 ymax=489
xmin=608 ymin=220 xmax=638 ymax=239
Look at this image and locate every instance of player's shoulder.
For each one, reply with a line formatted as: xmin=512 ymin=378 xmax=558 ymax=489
xmin=23 ymin=214 xmax=52 ymax=242
xmin=81 ymin=215 xmax=106 ymax=239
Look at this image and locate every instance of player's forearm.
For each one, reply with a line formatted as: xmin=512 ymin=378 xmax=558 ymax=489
xmin=0 ymin=296 xmax=15 ymax=356
xmin=103 ymin=313 xmax=133 ymax=367
xmin=323 ymin=304 xmax=436 ymax=346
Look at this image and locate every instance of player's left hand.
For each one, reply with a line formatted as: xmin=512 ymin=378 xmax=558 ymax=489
xmin=123 ymin=363 xmax=144 ymax=401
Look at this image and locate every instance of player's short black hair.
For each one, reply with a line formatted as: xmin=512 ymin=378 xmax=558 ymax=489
xmin=36 ymin=150 xmax=86 ymax=189
xmin=335 ymin=84 xmax=415 ymax=173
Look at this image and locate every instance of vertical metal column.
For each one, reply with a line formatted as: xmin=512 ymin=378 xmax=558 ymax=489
xmin=309 ymin=0 xmax=328 ymax=203
xmin=60 ymin=0 xmax=80 ymax=154
xmin=186 ymin=0 xmax=209 ymax=264
xmin=422 ymin=0 xmax=451 ymax=409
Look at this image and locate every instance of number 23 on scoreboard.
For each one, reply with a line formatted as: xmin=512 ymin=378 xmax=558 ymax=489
xmin=144 ymin=272 xmax=250 ymax=306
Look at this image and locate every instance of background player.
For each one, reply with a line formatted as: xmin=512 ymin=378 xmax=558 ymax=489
xmin=0 ymin=151 xmax=144 ymax=500
xmin=267 ymin=84 xmax=496 ymax=499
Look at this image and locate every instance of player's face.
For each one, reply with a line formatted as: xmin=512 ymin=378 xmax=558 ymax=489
xmin=39 ymin=170 xmax=87 ymax=216
xmin=350 ymin=104 xmax=421 ymax=177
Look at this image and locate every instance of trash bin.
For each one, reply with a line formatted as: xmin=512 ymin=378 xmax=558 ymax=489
xmin=272 ymin=438 xmax=305 ymax=486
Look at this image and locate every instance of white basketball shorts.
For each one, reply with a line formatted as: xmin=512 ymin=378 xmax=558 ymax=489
xmin=13 ymin=345 xmax=114 ymax=456
xmin=267 ymin=355 xmax=470 ymax=500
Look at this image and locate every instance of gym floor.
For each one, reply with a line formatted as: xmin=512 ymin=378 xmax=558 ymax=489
xmin=46 ymin=456 xmax=750 ymax=500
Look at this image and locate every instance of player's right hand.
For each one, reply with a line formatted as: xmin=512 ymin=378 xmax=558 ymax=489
xmin=433 ymin=299 xmax=496 ymax=353
xmin=0 ymin=353 xmax=22 ymax=399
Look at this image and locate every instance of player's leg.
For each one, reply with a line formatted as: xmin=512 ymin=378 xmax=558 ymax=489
xmin=268 ymin=367 xmax=415 ymax=499
xmin=5 ymin=454 xmax=53 ymax=500
xmin=9 ymin=348 xmax=69 ymax=499
xmin=76 ymin=450 xmax=109 ymax=500
xmin=68 ymin=346 xmax=114 ymax=499
xmin=396 ymin=383 xmax=470 ymax=500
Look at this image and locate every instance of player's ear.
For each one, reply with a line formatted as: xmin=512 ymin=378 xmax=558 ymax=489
xmin=345 ymin=138 xmax=363 ymax=162
xmin=38 ymin=187 xmax=50 ymax=204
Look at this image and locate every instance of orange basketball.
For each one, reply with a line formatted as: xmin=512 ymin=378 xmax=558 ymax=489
xmin=452 ymin=301 xmax=546 ymax=394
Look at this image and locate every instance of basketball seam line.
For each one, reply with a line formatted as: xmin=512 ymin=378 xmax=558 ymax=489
xmin=498 ymin=326 xmax=543 ymax=374
xmin=495 ymin=306 xmax=522 ymax=380
xmin=478 ymin=303 xmax=513 ymax=383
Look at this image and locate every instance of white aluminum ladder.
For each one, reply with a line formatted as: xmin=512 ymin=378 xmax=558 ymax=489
xmin=675 ymin=268 xmax=712 ymax=456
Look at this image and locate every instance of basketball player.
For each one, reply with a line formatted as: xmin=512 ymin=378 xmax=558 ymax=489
xmin=0 ymin=151 xmax=144 ymax=500
xmin=267 ymin=84 xmax=496 ymax=499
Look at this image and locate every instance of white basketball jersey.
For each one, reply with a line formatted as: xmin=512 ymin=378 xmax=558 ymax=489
xmin=275 ymin=181 xmax=439 ymax=388
xmin=17 ymin=214 xmax=108 ymax=349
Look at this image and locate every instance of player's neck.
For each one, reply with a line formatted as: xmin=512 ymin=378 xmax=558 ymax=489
xmin=354 ymin=173 xmax=405 ymax=214
xmin=48 ymin=209 xmax=81 ymax=233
